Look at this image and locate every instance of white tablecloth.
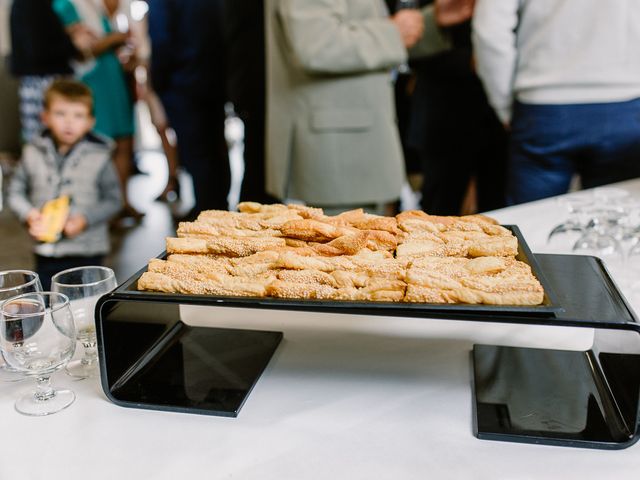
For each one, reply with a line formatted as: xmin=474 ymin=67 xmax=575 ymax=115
xmin=2 ymin=180 xmax=640 ymax=480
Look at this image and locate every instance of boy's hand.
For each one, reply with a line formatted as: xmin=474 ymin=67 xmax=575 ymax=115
xmin=63 ymin=214 xmax=88 ymax=238
xmin=26 ymin=209 xmax=47 ymax=240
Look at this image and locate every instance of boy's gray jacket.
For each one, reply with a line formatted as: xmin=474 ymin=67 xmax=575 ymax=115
xmin=8 ymin=132 xmax=123 ymax=258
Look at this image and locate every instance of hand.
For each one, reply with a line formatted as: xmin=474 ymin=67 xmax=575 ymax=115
xmin=108 ymin=31 xmax=130 ymax=49
xmin=63 ymin=214 xmax=88 ymax=238
xmin=26 ymin=209 xmax=46 ymax=240
xmin=435 ymin=0 xmax=475 ymax=27
xmin=391 ymin=10 xmax=425 ymax=48
xmin=69 ymin=25 xmax=98 ymax=53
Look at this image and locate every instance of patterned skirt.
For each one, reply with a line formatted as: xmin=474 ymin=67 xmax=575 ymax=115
xmin=18 ymin=75 xmax=58 ymax=142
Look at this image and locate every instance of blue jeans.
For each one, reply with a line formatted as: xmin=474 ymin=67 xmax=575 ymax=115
xmin=508 ymin=98 xmax=640 ymax=205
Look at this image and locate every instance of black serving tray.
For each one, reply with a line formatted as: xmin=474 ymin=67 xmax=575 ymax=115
xmin=114 ymin=225 xmax=562 ymax=319
xmin=96 ymin=253 xmax=640 ymax=449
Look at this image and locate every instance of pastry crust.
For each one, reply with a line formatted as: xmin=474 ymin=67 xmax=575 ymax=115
xmin=136 ymin=203 xmax=544 ymax=306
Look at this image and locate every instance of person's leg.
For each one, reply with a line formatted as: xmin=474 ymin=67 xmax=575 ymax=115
xmin=18 ymin=76 xmax=55 ymax=143
xmin=155 ymin=127 xmax=181 ymax=201
xmin=161 ymin=92 xmax=231 ymax=215
xmin=579 ymin=98 xmax=640 ymax=189
xmin=475 ymin=117 xmax=508 ymax=213
xmin=420 ymin=147 xmax=471 ymax=215
xmin=239 ymin=112 xmax=278 ymax=204
xmin=507 ymin=103 xmax=575 ymax=205
xmin=112 ymin=135 xmax=143 ymax=219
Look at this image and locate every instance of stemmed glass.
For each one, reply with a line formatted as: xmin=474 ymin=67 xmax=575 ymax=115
xmin=51 ymin=266 xmax=117 ymax=379
xmin=0 ymin=270 xmax=42 ymax=382
xmin=572 ymin=206 xmax=625 ymax=270
xmin=546 ymin=194 xmax=593 ymax=251
xmin=0 ymin=292 xmax=76 ymax=415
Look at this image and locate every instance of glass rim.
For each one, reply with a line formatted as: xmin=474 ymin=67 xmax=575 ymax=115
xmin=51 ymin=265 xmax=116 ymax=289
xmin=0 ymin=270 xmax=40 ymax=294
xmin=0 ymin=292 xmax=70 ymax=318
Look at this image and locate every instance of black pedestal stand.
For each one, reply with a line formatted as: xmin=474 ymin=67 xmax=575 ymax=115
xmin=95 ymin=254 xmax=640 ymax=448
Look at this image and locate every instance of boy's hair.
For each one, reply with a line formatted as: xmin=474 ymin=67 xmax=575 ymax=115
xmin=43 ymin=79 xmax=94 ymax=115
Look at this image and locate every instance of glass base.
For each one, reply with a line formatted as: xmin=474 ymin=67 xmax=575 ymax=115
xmin=0 ymin=364 xmax=26 ymax=383
xmin=65 ymin=358 xmax=99 ymax=379
xmin=15 ymin=388 xmax=75 ymax=416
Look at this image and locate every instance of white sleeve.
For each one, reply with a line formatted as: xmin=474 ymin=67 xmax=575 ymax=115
xmin=472 ymin=0 xmax=520 ymax=124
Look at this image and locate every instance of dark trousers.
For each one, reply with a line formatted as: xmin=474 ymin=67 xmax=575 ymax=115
xmin=508 ymin=97 xmax=640 ymax=205
xmin=238 ymin=111 xmax=278 ymax=204
xmin=419 ymin=121 xmax=508 ymax=215
xmin=160 ymin=91 xmax=231 ymax=214
xmin=409 ymin=56 xmax=508 ymax=216
xmin=35 ymin=254 xmax=104 ymax=290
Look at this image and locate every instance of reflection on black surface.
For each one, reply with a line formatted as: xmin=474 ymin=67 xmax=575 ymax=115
xmin=100 ymin=300 xmax=282 ymax=416
xmin=474 ymin=345 xmax=640 ymax=447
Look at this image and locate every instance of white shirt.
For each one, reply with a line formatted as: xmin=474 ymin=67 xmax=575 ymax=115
xmin=472 ymin=0 xmax=640 ymax=123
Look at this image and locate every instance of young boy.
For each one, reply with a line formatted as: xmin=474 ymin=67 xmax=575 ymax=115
xmin=8 ymin=79 xmax=123 ymax=289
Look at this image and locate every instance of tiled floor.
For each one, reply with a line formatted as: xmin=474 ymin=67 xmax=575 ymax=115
xmin=0 ymin=103 xmax=245 ymax=284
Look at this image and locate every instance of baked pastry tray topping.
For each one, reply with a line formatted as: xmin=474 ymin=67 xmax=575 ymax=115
xmin=137 ymin=202 xmax=546 ymax=307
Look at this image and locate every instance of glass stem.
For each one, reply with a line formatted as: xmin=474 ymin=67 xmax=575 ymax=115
xmin=81 ymin=341 xmax=98 ymax=366
xmin=34 ymin=376 xmax=56 ymax=402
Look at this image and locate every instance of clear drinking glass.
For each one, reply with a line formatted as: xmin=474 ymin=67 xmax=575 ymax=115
xmin=572 ymin=207 xmax=625 ymax=270
xmin=546 ymin=194 xmax=593 ymax=251
xmin=51 ymin=266 xmax=117 ymax=379
xmin=0 ymin=292 xmax=76 ymax=416
xmin=0 ymin=270 xmax=42 ymax=382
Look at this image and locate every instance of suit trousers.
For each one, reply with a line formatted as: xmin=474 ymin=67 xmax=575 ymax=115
xmin=508 ymin=98 xmax=640 ymax=205
xmin=160 ymin=91 xmax=231 ymax=214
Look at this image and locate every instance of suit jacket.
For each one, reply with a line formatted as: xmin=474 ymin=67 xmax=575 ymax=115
xmin=265 ymin=0 xmax=450 ymax=204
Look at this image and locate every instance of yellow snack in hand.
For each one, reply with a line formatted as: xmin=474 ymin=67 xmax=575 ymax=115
xmin=38 ymin=195 xmax=70 ymax=243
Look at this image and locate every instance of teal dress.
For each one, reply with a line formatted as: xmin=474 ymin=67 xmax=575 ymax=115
xmin=53 ymin=0 xmax=134 ymax=139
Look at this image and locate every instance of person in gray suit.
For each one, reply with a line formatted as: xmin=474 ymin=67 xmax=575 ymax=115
xmin=265 ymin=0 xmax=473 ymax=214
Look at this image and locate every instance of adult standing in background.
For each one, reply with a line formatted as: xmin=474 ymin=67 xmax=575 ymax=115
xmin=223 ymin=0 xmax=278 ymax=205
xmin=473 ymin=0 xmax=640 ymax=205
xmin=9 ymin=0 xmax=93 ymax=142
xmin=407 ymin=0 xmax=507 ymax=216
xmin=149 ymin=0 xmax=230 ymax=217
xmin=265 ymin=0 xmax=473 ymax=214
xmin=53 ymin=0 xmax=141 ymax=221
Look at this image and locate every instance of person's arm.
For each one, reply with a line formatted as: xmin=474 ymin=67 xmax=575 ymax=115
xmin=471 ymin=0 xmax=520 ymax=124
xmin=7 ymin=160 xmax=35 ymax=223
xmin=76 ymin=159 xmax=124 ymax=227
xmin=409 ymin=0 xmax=477 ymax=59
xmin=408 ymin=4 xmax=452 ymax=59
xmin=277 ymin=0 xmax=406 ymax=74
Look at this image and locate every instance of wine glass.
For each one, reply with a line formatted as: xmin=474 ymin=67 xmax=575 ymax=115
xmin=0 ymin=292 xmax=76 ymax=416
xmin=51 ymin=266 xmax=117 ymax=379
xmin=546 ymin=194 xmax=593 ymax=252
xmin=0 ymin=270 xmax=42 ymax=382
xmin=572 ymin=207 xmax=625 ymax=271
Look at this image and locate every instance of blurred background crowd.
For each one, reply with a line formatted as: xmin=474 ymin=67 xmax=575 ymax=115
xmin=0 ymin=0 xmax=639 ymax=279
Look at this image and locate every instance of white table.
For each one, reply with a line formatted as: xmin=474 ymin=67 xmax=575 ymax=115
xmin=2 ymin=180 xmax=640 ymax=480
